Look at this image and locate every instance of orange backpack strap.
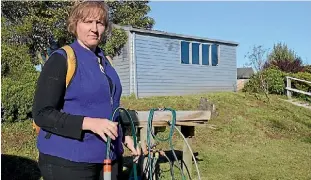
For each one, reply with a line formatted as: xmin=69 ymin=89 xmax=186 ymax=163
xmin=33 ymin=45 xmax=77 ymax=134
xmin=61 ymin=45 xmax=77 ymax=88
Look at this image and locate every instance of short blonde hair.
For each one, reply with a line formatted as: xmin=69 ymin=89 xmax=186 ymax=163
xmin=67 ymin=1 xmax=111 ymax=36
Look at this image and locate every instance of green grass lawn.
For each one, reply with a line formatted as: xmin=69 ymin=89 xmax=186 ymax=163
xmin=2 ymin=92 xmax=311 ymax=180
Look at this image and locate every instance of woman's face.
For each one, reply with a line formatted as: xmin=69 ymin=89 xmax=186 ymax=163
xmin=76 ymin=15 xmax=106 ymax=50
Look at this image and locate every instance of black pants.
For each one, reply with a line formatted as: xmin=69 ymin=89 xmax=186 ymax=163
xmin=38 ymin=153 xmax=123 ymax=180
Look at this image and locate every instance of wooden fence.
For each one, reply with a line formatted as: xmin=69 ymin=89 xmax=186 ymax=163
xmin=286 ymin=76 xmax=311 ymax=99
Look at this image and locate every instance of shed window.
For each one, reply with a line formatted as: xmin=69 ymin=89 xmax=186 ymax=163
xmin=181 ymin=41 xmax=190 ymax=64
xmin=202 ymin=44 xmax=210 ymax=65
xmin=192 ymin=43 xmax=200 ymax=65
xmin=181 ymin=41 xmax=220 ymax=66
xmin=212 ymin=44 xmax=219 ymax=66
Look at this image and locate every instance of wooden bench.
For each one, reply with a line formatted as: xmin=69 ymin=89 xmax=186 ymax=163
xmin=120 ymin=109 xmax=214 ymax=179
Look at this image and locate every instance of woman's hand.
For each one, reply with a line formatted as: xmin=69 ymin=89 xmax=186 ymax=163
xmin=124 ymin=136 xmax=141 ymax=163
xmin=82 ymin=117 xmax=118 ymax=142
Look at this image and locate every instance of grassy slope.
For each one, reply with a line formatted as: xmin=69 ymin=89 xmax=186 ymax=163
xmin=2 ymin=92 xmax=311 ymax=180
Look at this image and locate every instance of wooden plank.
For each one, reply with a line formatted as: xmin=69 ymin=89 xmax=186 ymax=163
xmin=136 ymin=121 xmax=207 ymax=127
xmin=286 ymin=87 xmax=311 ymax=96
xmin=287 ymin=76 xmax=311 ymax=84
xmin=175 ymin=122 xmax=206 ymax=127
xmin=286 ymin=77 xmax=292 ymax=99
xmin=120 ymin=110 xmax=211 ymax=127
xmin=136 ymin=110 xmax=211 ymax=122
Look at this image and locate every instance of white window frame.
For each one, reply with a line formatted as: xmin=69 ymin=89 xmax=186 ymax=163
xmin=180 ymin=40 xmax=220 ymax=66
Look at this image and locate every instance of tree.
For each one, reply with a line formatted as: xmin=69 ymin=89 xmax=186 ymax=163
xmin=244 ymin=45 xmax=270 ymax=100
xmin=264 ymin=42 xmax=304 ymax=73
xmin=1 ymin=1 xmax=75 ymax=63
xmin=263 ymin=57 xmax=304 ymax=73
xmin=1 ymin=1 xmax=155 ymax=62
xmin=245 ymin=45 xmax=269 ymax=73
xmin=107 ymin=1 xmax=154 ymax=29
xmin=103 ymin=1 xmax=155 ymax=56
xmin=268 ymin=42 xmax=298 ymax=62
xmin=1 ymin=1 xmax=155 ymax=122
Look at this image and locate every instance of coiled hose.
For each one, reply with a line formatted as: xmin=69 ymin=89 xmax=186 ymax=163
xmin=104 ymin=107 xmax=200 ymax=180
xmin=105 ymin=107 xmax=138 ymax=180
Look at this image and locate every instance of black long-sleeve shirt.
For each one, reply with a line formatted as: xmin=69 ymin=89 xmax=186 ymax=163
xmin=32 ymin=53 xmax=84 ymax=140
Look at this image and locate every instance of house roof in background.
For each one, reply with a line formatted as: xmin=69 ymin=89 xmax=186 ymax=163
xmin=237 ymin=67 xmax=254 ymax=79
xmin=113 ymin=24 xmax=239 ymax=46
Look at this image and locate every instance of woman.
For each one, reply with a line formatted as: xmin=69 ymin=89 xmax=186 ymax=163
xmin=32 ymin=1 xmax=140 ymax=180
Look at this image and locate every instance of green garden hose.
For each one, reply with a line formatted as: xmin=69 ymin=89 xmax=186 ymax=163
xmin=105 ymin=107 xmax=138 ymax=180
xmin=147 ymin=108 xmax=186 ymax=180
xmin=105 ymin=107 xmax=188 ymax=180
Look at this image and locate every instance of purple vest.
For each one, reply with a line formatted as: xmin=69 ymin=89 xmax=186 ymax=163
xmin=37 ymin=40 xmax=124 ymax=163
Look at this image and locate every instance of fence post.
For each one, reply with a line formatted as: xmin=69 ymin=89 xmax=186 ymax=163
xmin=286 ymin=76 xmax=292 ymax=99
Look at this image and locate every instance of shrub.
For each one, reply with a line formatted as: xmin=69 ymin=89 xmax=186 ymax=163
xmin=243 ymin=68 xmax=287 ymax=95
xmin=1 ymin=74 xmax=38 ymax=123
xmin=1 ymin=41 xmax=39 ymax=123
xmin=264 ymin=68 xmax=288 ymax=94
xmin=303 ymin=65 xmax=311 ymax=73
xmin=264 ymin=58 xmax=304 ymax=73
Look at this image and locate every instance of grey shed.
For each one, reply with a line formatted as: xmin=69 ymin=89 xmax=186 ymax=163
xmin=111 ymin=25 xmax=239 ymax=98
